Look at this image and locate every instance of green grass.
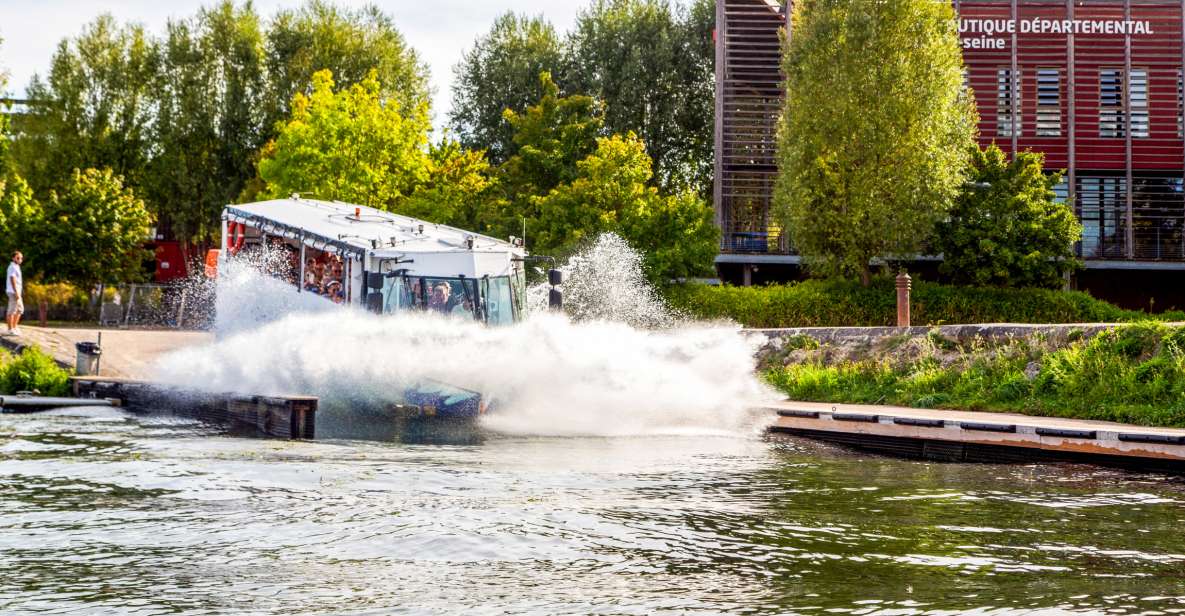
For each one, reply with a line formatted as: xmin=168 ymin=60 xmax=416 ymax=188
xmin=763 ymin=322 xmax=1185 ymax=427
xmin=665 ymin=279 xmax=1185 ymax=328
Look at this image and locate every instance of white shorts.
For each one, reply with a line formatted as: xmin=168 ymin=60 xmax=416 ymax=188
xmin=7 ymin=296 xmax=23 ymax=316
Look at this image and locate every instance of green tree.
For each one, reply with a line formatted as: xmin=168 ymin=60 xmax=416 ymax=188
xmin=13 ymin=15 xmax=159 ymax=198
xmin=0 ymin=175 xmax=38 ymax=263
xmin=264 ymin=1 xmax=429 ymax=131
xmin=256 ymin=69 xmax=432 ymax=208
xmin=0 ymin=35 xmax=10 ymax=172
xmin=449 ymin=13 xmax=564 ymax=164
xmin=936 ymin=145 xmax=1082 ymax=289
xmin=149 ymin=1 xmax=267 ymax=249
xmin=774 ymin=0 xmax=977 ymax=285
xmin=399 ymin=139 xmax=499 ymax=231
xmin=32 ymin=168 xmax=153 ymax=287
xmin=501 ymin=72 xmax=603 ymax=198
xmin=564 ymin=0 xmax=715 ymax=193
xmin=0 ymin=38 xmax=42 ymax=263
xmin=531 ymin=133 xmax=717 ymax=281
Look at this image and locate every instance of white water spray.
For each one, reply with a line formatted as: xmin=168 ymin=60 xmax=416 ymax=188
xmin=155 ymin=235 xmax=775 ymax=437
xmin=528 ymin=233 xmax=677 ymax=329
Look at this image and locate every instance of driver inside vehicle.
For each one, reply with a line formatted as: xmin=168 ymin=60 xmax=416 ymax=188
xmin=428 ymin=282 xmax=451 ymax=313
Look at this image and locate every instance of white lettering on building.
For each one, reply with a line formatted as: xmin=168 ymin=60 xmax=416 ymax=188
xmin=959 ymin=18 xmax=1155 ymax=48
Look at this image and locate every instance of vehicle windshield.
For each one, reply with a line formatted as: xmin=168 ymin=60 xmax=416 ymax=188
xmin=379 ymin=274 xmax=516 ymax=324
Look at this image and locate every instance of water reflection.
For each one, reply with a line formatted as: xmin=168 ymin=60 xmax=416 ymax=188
xmin=1 ymin=408 xmax=1184 ymax=614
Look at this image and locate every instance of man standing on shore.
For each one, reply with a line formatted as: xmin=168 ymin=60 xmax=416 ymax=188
xmin=6 ymin=251 xmax=23 ymax=336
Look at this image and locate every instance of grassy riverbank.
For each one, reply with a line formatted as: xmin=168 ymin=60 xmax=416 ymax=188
xmin=666 ymin=279 xmax=1183 ymax=328
xmin=762 ymin=322 xmax=1185 ymax=428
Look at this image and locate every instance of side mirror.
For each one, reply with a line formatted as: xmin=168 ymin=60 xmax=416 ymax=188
xmin=366 ymin=292 xmax=383 ymax=313
xmin=548 ymin=288 xmax=563 ymax=311
xmin=548 ymin=269 xmax=563 ymax=286
xmin=367 ymin=272 xmax=384 ymax=290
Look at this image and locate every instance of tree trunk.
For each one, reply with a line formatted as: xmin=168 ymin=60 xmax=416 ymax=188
xmin=38 ymin=300 xmax=48 ymax=327
xmin=860 ymin=266 xmax=872 ymax=287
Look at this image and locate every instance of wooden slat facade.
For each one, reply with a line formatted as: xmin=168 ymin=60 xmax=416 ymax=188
xmin=714 ymin=0 xmax=789 ymax=255
xmin=716 ymin=0 xmax=1185 ymax=267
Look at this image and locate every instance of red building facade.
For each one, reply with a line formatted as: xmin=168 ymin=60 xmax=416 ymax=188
xmin=959 ymin=0 xmax=1185 ymax=263
xmin=715 ymin=0 xmax=1185 ymax=291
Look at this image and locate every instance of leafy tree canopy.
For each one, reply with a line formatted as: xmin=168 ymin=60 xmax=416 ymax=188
xmin=13 ymin=1 xmax=428 ymax=248
xmin=774 ymin=0 xmax=978 ymax=285
xmin=449 ymin=0 xmax=714 ymax=194
xmin=0 ymin=35 xmax=10 ymax=171
xmin=564 ymin=0 xmax=714 ymax=193
xmin=148 ymin=0 xmax=267 ymax=247
xmin=255 ymin=69 xmax=495 ymax=231
xmin=265 ymin=0 xmax=430 ymax=129
xmin=257 ymin=69 xmax=432 ymax=208
xmin=531 ymin=133 xmax=717 ymax=282
xmin=398 ymin=139 xmax=499 ymax=231
xmin=0 ymin=175 xmax=38 ymax=263
xmin=30 ymin=168 xmax=153 ymax=287
xmin=501 ymin=72 xmax=603 ymax=199
xmin=936 ymin=145 xmax=1082 ymax=289
xmin=449 ymin=13 xmax=564 ymax=164
xmin=15 ymin=15 xmax=159 ymax=197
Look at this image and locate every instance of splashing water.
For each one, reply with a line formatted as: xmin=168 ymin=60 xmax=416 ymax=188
xmin=528 ymin=233 xmax=677 ymax=329
xmin=154 ymin=235 xmax=774 ymax=437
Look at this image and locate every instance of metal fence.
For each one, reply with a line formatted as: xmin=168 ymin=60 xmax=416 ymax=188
xmin=33 ymin=282 xmax=214 ymax=330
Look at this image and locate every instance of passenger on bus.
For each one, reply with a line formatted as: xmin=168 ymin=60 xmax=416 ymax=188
xmin=330 ymin=259 xmax=343 ymax=282
xmin=303 ymin=257 xmax=320 ymax=292
xmin=313 ymin=260 xmax=327 ymax=291
xmin=326 ymin=281 xmax=345 ymax=304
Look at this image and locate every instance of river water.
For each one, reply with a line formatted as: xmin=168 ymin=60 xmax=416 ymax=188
xmin=2 ymin=406 xmax=1183 ymax=615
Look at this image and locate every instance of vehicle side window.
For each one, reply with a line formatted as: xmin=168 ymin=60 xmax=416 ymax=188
xmin=484 ymin=276 xmax=515 ymax=326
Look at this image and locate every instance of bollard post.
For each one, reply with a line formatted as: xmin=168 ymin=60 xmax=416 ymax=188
xmin=895 ymin=271 xmax=911 ymax=328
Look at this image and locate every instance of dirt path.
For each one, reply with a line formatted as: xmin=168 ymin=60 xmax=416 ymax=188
xmin=0 ymin=326 xmax=212 ymax=379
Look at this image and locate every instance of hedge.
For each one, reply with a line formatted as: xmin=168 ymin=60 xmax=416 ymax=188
xmin=664 ymin=278 xmax=1185 ymax=328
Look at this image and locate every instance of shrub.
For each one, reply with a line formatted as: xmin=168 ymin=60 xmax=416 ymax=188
xmin=0 ymin=346 xmax=72 ymax=397
xmin=936 ymin=145 xmax=1082 ymax=289
xmin=664 ymin=279 xmax=1185 ymax=328
xmin=24 ymin=282 xmax=87 ymax=325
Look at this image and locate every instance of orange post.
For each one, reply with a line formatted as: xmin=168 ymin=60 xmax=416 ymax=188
xmin=895 ymin=271 xmax=911 ymax=328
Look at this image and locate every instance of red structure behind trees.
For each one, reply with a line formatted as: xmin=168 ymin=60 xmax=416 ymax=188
xmin=715 ymin=0 xmax=1185 ymax=291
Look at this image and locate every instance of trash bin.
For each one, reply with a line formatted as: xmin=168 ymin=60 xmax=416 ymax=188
xmin=75 ymin=342 xmax=101 ymax=376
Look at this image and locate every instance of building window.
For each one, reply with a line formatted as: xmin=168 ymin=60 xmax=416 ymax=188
xmin=1099 ymin=68 xmax=1125 ymax=138
xmin=1036 ymin=69 xmax=1061 ymax=137
xmin=1077 ymin=176 xmax=1127 ymax=258
xmin=997 ymin=68 xmax=1020 ymax=137
xmin=1129 ymin=69 xmax=1149 ymax=138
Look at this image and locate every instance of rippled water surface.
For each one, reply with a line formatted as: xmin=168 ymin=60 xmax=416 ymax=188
xmin=2 ymin=407 xmax=1184 ymax=615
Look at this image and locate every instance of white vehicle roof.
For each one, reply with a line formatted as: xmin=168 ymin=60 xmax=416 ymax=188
xmin=224 ymin=198 xmax=523 ymax=259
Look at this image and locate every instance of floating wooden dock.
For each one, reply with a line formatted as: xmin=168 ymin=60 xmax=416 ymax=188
xmin=763 ymin=401 xmax=1185 ymax=471
xmin=72 ymin=377 xmax=317 ymax=439
xmin=0 ymin=395 xmax=116 ymax=413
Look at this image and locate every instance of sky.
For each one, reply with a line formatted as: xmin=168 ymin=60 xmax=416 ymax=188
xmin=0 ymin=0 xmax=585 ymax=126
